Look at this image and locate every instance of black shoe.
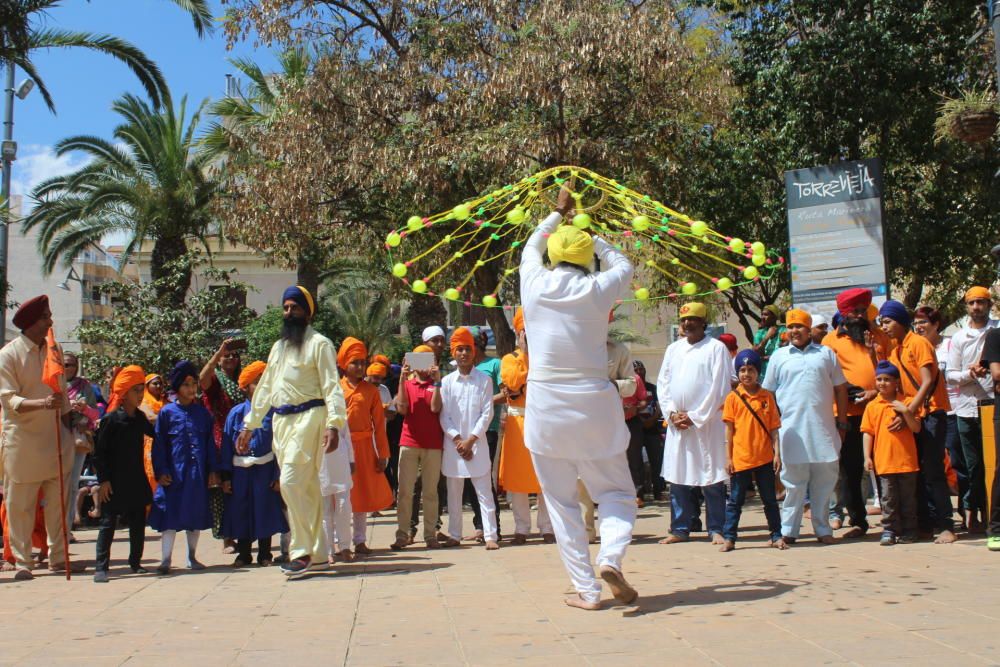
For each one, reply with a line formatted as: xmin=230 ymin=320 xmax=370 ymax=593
xmin=274 ymin=553 xmax=289 ymax=564
xmin=131 ymin=566 xmax=149 ymax=574
xmin=93 ymin=570 xmax=109 ymax=583
xmin=897 ymin=534 xmax=916 ymax=544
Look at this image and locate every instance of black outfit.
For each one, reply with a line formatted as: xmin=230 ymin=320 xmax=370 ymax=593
xmin=981 ymin=329 xmax=1000 ymax=536
xmin=638 ymin=379 xmax=665 ymax=496
xmin=237 ymin=536 xmax=273 ymax=564
xmin=92 ymin=408 xmax=154 ymax=573
xmin=840 ymin=416 xmax=870 ymax=533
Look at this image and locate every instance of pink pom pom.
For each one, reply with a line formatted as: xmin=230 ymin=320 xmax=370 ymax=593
xmin=463 ymin=301 xmax=472 ymax=306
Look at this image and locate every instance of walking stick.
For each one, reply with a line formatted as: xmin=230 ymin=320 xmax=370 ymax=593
xmin=54 ymin=409 xmax=70 ymax=580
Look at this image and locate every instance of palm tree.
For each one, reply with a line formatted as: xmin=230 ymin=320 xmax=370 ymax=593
xmin=23 ymin=91 xmax=217 ymax=307
xmin=326 ymin=277 xmax=405 ymax=356
xmin=0 ymin=0 xmax=213 ymax=111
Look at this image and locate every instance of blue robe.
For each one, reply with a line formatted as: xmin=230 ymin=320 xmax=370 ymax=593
xmin=219 ymin=402 xmax=288 ymax=540
xmin=148 ymin=401 xmax=216 ymax=532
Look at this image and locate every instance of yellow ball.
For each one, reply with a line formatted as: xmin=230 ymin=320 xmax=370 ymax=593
xmin=482 ymin=295 xmax=498 ymax=307
xmin=412 ymin=280 xmax=427 ymax=294
xmin=572 ymin=213 xmax=592 ymax=229
xmin=445 ymin=288 xmax=460 ymax=301
xmin=506 ymin=206 xmax=526 ymax=225
xmin=452 ymin=204 xmax=471 ymax=220
xmin=752 ymin=254 xmax=767 ymax=267
xmin=743 ymin=266 xmax=759 ymax=280
xmin=690 ymin=220 xmax=708 ymax=237
xmin=632 ymin=215 xmax=651 ymax=232
xmin=386 ymin=232 xmax=401 ymax=247
xmin=682 ymin=282 xmax=697 ymax=295
xmin=634 ymin=287 xmax=650 ymax=300
xmin=751 ymin=241 xmax=766 ymax=256
xmin=728 ymin=238 xmax=745 ymax=253
xmin=717 ymin=277 xmax=733 ymax=290
xmin=406 ymin=215 xmax=423 ymax=232
xmin=392 ymin=263 xmax=408 ymax=278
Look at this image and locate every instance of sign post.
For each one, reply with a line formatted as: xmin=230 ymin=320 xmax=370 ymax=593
xmin=785 ymin=158 xmax=889 ymax=315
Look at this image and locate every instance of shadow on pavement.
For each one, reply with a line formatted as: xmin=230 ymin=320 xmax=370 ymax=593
xmin=625 ymin=579 xmax=806 ymax=615
xmin=291 ymin=561 xmax=454 ymax=580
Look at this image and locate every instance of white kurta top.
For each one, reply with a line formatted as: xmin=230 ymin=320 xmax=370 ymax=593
xmin=657 ymin=335 xmax=731 ymax=486
xmin=439 ymin=367 xmax=494 ymax=478
xmin=319 ymin=422 xmax=355 ymax=496
xmin=520 ymin=212 xmax=634 ymax=460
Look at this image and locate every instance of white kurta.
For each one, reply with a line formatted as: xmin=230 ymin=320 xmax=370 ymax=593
xmin=520 ymin=212 xmax=634 ymax=460
xmin=657 ymin=335 xmax=731 ymax=486
xmin=439 ymin=368 xmax=494 ymax=478
xmin=319 ymin=423 xmax=355 ymax=497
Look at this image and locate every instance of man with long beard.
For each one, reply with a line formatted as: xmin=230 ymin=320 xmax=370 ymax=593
xmin=822 ymin=288 xmax=894 ymax=539
xmin=236 ymin=286 xmax=347 ymax=578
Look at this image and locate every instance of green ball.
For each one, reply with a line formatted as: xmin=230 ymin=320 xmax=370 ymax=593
xmin=412 ymin=280 xmax=427 ymax=294
xmin=572 ymin=213 xmax=592 ymax=229
xmin=743 ymin=266 xmax=760 ymax=280
xmin=752 ymin=254 xmax=767 ymax=267
xmin=392 ymin=263 xmax=408 ymax=278
xmin=406 ymin=215 xmax=423 ymax=232
xmin=718 ymin=277 xmax=733 ymax=290
xmin=386 ymin=232 xmax=401 ymax=247
xmin=452 ymin=204 xmax=471 ymax=220
xmin=751 ymin=241 xmax=766 ymax=256
xmin=482 ymin=295 xmax=498 ymax=307
xmin=728 ymin=237 xmax=745 ymax=253
xmin=632 ymin=215 xmax=651 ymax=232
xmin=690 ymin=220 xmax=709 ymax=237
xmin=634 ymin=287 xmax=650 ymax=300
xmin=682 ymin=282 xmax=698 ymax=295
xmin=506 ymin=206 xmax=526 ymax=225
xmin=445 ymin=288 xmax=460 ymax=301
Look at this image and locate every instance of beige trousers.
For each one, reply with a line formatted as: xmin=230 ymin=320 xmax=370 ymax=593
xmin=4 ymin=473 xmax=71 ymax=570
xmin=395 ymin=447 xmax=442 ymax=541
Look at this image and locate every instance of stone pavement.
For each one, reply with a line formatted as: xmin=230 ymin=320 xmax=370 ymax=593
xmin=2 ymin=499 xmax=999 ymax=666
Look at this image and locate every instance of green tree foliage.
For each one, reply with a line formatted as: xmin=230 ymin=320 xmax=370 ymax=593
xmin=241 ymin=304 xmax=344 ymax=363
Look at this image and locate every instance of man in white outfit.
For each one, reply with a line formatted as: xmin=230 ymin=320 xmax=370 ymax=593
xmin=520 ymin=186 xmax=637 ymax=610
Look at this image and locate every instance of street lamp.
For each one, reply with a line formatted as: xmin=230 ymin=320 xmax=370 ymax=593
xmin=57 ymin=267 xmax=84 ymax=292
xmin=0 ymin=62 xmax=34 ymax=346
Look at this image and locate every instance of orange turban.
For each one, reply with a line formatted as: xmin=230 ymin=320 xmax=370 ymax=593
xmin=107 ymin=365 xmax=146 ymax=413
xmin=512 ymin=307 xmax=524 ymax=334
xmin=367 ymin=362 xmax=388 ymax=377
xmin=450 ymin=327 xmax=475 ymax=355
xmin=785 ymin=309 xmax=813 ymax=328
xmin=238 ymin=361 xmax=267 ymax=391
xmin=337 ymin=336 xmax=368 ymax=370
xmin=965 ymin=286 xmax=992 ymax=303
xmin=413 ymin=344 xmax=433 ymax=354
xmin=372 ymin=354 xmax=391 ymax=367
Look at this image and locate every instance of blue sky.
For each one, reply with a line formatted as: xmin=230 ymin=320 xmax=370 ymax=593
xmin=11 ymin=0 xmax=277 ymax=199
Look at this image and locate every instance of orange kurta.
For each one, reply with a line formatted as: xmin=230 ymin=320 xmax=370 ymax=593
xmin=140 ymin=398 xmax=165 ymax=497
xmin=341 ymin=378 xmax=393 ymax=512
xmin=2 ymin=491 xmax=47 ymax=564
xmin=498 ymin=351 xmax=541 ymax=494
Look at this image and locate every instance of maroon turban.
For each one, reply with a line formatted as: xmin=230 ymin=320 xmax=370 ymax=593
xmin=836 ymin=288 xmax=872 ymax=316
xmin=717 ymin=333 xmax=738 ymax=352
xmin=12 ymin=295 xmax=49 ymax=331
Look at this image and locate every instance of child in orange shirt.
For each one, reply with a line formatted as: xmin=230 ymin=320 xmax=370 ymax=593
xmin=721 ymin=350 xmax=784 ymax=552
xmin=862 ymin=361 xmax=922 ymax=546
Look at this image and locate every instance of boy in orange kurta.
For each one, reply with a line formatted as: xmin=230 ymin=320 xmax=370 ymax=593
xmin=498 ymin=308 xmax=553 ymax=544
xmin=338 ymin=337 xmax=393 ymax=555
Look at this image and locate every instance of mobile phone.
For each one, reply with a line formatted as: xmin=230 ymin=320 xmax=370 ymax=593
xmin=404 ymin=351 xmax=434 ymax=371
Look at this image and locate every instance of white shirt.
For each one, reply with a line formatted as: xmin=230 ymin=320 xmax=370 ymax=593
xmin=657 ymin=335 xmax=731 ymax=486
xmin=520 ymin=211 xmax=634 ymax=460
xmin=946 ymin=320 xmax=998 ymax=418
xmin=319 ymin=422 xmax=355 ymax=496
xmin=439 ymin=367 xmax=494 ymax=478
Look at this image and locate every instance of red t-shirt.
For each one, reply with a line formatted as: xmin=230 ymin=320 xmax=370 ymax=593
xmin=399 ymin=378 xmax=444 ymax=449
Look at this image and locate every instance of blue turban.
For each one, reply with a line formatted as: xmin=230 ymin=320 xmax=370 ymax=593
xmin=734 ymin=349 xmax=762 ymax=373
xmin=282 ymin=285 xmax=315 ymax=317
xmin=832 ymin=312 xmax=843 ymax=329
xmin=878 ymin=300 xmax=911 ymax=327
xmin=169 ymin=360 xmax=199 ymax=392
xmin=875 ymin=360 xmax=900 ymax=378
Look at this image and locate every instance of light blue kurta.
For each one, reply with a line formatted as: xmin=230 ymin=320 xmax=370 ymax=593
xmin=762 ymin=343 xmax=847 ymax=465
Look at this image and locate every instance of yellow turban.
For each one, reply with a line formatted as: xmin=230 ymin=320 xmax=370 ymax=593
xmin=238 ymin=361 xmax=267 ymax=391
xmin=366 ymin=362 xmax=388 ymax=377
xmin=679 ymin=302 xmax=707 ymax=319
xmin=965 ymin=286 xmax=992 ymax=303
xmin=512 ymin=307 xmax=524 ymax=334
xmin=547 ymin=225 xmax=594 ymax=267
xmin=413 ymin=344 xmax=433 ymax=353
xmin=450 ymin=327 xmax=475 ymax=355
xmin=337 ymin=336 xmax=368 ymax=370
xmin=785 ymin=309 xmax=813 ymax=328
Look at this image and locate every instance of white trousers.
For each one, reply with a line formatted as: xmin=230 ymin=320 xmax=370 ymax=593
xmin=508 ymin=492 xmax=553 ymax=535
xmin=781 ymin=461 xmax=840 ymax=539
xmin=531 ymin=451 xmax=636 ymax=604
xmin=322 ymin=491 xmax=353 ymax=555
xmin=352 ymin=511 xmax=369 ymax=545
xmin=446 ymin=475 xmax=497 ymax=542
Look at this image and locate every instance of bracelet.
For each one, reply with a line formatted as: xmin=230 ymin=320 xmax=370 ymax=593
xmin=836 ymin=420 xmax=850 ymax=430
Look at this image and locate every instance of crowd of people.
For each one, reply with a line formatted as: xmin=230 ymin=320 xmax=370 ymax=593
xmin=0 ymin=201 xmax=998 ymax=609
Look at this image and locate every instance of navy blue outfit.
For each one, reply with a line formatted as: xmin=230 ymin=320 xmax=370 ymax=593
xmin=148 ymin=401 xmax=216 ymax=532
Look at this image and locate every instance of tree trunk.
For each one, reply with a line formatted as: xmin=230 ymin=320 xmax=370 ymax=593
xmin=150 ymin=236 xmax=191 ymax=308
xmin=405 ymin=294 xmax=448 ymax=347
xmin=484 ymin=306 xmax=515 ymax=357
xmin=902 ymin=273 xmax=924 ymax=309
xmin=296 ymin=244 xmax=322 ymax=299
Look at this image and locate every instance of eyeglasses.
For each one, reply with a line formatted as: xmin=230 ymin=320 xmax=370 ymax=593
xmin=222 ymin=352 xmax=241 ymax=359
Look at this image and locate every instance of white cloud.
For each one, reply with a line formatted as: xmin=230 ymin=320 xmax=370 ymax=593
xmin=9 ymin=143 xmax=90 ymax=205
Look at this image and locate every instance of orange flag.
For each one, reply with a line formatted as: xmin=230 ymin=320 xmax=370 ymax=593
xmin=42 ymin=328 xmax=64 ymax=394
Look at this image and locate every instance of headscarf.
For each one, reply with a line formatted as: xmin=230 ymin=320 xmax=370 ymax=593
xmin=12 ymin=294 xmax=48 ymax=330
xmin=763 ymin=304 xmax=782 ymax=318
xmin=836 ymin=288 xmax=872 ymax=316
xmin=337 ymin=336 xmax=368 ymax=370
xmin=734 ymin=349 xmax=762 ymax=373
xmin=238 ymin=361 xmax=267 ymax=392
xmin=679 ymin=302 xmax=707 ymax=319
xmin=875 ymin=360 xmax=900 ymax=378
xmin=512 ymin=307 xmax=525 ymax=334
xmin=421 ymin=325 xmax=445 ymax=342
xmin=413 ymin=344 xmax=434 ymax=354
xmin=879 ymin=300 xmax=912 ymax=327
xmin=450 ymin=327 xmax=475 ymax=355
xmin=785 ymin=309 xmax=813 ymax=328
xmin=367 ymin=362 xmax=388 ymax=378
xmin=717 ymin=333 xmax=738 ymax=352
xmin=547 ymin=225 xmax=594 ymax=267
xmin=965 ymin=286 xmax=992 ymax=303
xmin=107 ymin=365 xmax=146 ymax=413
xmin=143 ymin=373 xmax=166 ymax=415
xmin=282 ymin=285 xmax=315 ymax=318
xmin=169 ymin=360 xmax=198 ymax=393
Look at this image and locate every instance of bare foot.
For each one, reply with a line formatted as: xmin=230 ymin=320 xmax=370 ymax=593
xmin=599 ymin=564 xmax=638 ymax=604
xmin=710 ymin=533 xmax=726 ymax=545
xmin=564 ymin=594 xmax=602 ymax=611
xmin=464 ymin=530 xmax=485 ymax=543
xmin=829 ymin=518 xmax=843 ymax=530
xmin=88 ymin=507 xmax=101 ymax=519
xmin=803 ymin=508 xmax=812 ymax=519
xmin=935 ymin=530 xmax=958 ymax=544
xmin=719 ymin=540 xmax=735 ymax=552
xmin=658 ymin=534 xmax=688 ymax=545
xmin=841 ymin=527 xmax=866 ymax=539
xmin=817 ymin=535 xmax=836 ymax=545
xmin=770 ymin=538 xmax=789 ymax=550
xmin=485 ymin=540 xmax=500 ymax=550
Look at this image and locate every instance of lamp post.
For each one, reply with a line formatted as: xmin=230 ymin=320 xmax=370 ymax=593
xmin=1 ymin=61 xmax=35 ymax=346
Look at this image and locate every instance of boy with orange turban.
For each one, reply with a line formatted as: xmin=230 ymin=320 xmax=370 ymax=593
xmin=338 ymin=337 xmax=393 ymax=554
